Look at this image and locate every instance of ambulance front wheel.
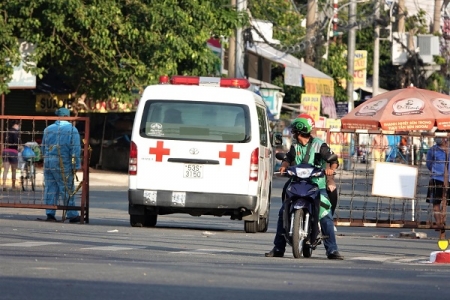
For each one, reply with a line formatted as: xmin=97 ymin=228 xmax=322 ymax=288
xmin=130 ymin=214 xmax=157 ymax=227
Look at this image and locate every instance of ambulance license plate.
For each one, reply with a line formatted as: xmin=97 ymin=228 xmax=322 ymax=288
xmin=184 ymin=164 xmax=203 ymax=178
xmin=172 ymin=192 xmax=186 ymax=206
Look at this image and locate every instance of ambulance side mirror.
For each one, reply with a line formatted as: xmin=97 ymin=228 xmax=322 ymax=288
xmin=272 ymin=132 xmax=283 ymax=146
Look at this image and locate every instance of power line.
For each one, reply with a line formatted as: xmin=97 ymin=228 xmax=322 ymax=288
xmin=249 ymin=0 xmax=381 ymax=54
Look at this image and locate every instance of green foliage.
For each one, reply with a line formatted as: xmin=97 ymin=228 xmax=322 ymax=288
xmin=405 ymin=9 xmax=428 ymax=34
xmin=319 ymin=43 xmax=350 ymax=102
xmin=0 ymin=3 xmax=22 ymax=94
xmin=434 ymin=55 xmax=446 ymax=66
xmin=248 ymin=0 xmax=306 ymax=47
xmin=272 ymin=71 xmax=304 ymax=105
xmin=352 ymin=23 xmax=397 ymax=90
xmin=1 ymin=0 xmax=242 ymax=101
xmin=426 ymin=72 xmax=447 ymax=93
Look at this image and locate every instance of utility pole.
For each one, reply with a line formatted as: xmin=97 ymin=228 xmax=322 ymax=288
xmin=305 ymin=0 xmax=317 ymax=66
xmin=333 ymin=0 xmax=339 ymax=42
xmin=346 ymin=0 xmax=356 ymax=112
xmin=433 ymin=0 xmax=443 ymax=34
xmin=398 ymin=0 xmax=405 ymax=33
xmin=227 ymin=0 xmax=236 ymax=78
xmin=235 ymin=0 xmax=247 ymax=78
xmin=373 ymin=0 xmax=380 ymax=97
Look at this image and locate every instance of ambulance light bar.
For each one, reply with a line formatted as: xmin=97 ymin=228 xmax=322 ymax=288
xmin=159 ymin=75 xmax=250 ymax=89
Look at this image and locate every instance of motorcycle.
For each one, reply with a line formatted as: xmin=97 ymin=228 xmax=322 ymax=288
xmin=275 ymin=152 xmax=337 ymax=258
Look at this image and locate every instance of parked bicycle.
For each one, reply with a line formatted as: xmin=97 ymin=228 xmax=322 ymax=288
xmin=20 ymin=142 xmax=41 ymax=192
xmin=21 ymin=155 xmax=36 ymax=191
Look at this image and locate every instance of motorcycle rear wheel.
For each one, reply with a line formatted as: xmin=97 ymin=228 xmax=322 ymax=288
xmin=292 ymin=209 xmax=307 ymax=258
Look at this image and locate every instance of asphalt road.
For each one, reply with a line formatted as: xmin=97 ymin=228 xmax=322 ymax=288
xmin=0 ymin=178 xmax=449 ymax=300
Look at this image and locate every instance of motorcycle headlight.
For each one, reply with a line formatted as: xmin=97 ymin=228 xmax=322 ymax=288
xmin=295 ymin=167 xmax=314 ymax=178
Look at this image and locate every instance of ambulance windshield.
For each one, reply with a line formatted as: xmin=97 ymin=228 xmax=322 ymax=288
xmin=139 ymin=101 xmax=251 ymax=143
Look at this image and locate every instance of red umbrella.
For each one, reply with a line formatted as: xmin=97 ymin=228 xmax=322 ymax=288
xmin=341 ymin=86 xmax=450 ymax=131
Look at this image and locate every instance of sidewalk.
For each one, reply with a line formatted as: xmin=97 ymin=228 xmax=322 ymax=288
xmin=78 ymin=168 xmax=128 ymax=187
xmin=2 ymin=167 xmax=129 ymax=188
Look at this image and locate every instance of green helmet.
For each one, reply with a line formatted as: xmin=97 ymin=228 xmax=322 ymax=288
xmin=290 ymin=115 xmax=314 ymax=134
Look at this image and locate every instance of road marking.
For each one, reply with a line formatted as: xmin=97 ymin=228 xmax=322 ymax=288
xmin=171 ymin=249 xmax=234 ymax=255
xmin=417 ymin=272 xmax=450 ymax=278
xmin=81 ymin=245 xmax=146 ymax=251
xmin=0 ymin=242 xmax=61 ymax=247
xmin=350 ymin=256 xmax=429 ymax=264
xmin=350 ymin=256 xmax=390 ymax=262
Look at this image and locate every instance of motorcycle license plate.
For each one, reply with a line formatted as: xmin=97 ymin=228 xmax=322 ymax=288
xmin=183 ymin=164 xmax=203 ymax=178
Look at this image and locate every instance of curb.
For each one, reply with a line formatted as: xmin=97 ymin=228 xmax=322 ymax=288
xmin=398 ymin=231 xmax=427 ymax=239
xmin=429 ymin=250 xmax=450 ymax=263
xmin=78 ymin=172 xmax=128 ymax=187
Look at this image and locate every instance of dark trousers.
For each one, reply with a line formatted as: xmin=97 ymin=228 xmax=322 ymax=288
xmin=328 ymin=189 xmax=338 ymax=216
xmin=273 ymin=192 xmax=338 ymax=255
xmin=274 ymin=179 xmax=338 ymax=254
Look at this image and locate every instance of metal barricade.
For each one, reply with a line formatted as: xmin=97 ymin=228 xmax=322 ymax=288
xmin=318 ymin=128 xmax=448 ymax=231
xmin=0 ymin=115 xmax=90 ymax=223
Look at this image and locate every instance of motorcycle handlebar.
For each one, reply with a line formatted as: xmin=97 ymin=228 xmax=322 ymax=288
xmin=273 ymin=171 xmax=336 ymax=175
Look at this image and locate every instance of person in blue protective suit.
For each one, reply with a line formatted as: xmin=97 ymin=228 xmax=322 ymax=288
xmin=42 ymin=108 xmax=81 ymax=222
xmin=265 ymin=114 xmax=343 ymax=260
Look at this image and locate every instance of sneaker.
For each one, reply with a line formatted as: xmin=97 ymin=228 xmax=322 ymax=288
xmin=68 ymin=216 xmax=81 ymax=223
xmin=46 ymin=214 xmax=57 ymax=222
xmin=264 ymin=247 xmax=285 ymax=257
xmin=327 ymin=251 xmax=344 ymax=260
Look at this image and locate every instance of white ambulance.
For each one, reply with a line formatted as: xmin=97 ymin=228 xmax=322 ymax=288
xmin=128 ymin=76 xmax=274 ymax=233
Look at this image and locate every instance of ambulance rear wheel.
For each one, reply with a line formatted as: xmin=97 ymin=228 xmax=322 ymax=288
xmin=130 ymin=214 xmax=157 ymax=227
xmin=258 ymin=189 xmax=271 ymax=233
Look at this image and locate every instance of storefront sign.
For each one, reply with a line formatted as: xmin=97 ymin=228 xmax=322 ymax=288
xmin=259 ymin=89 xmax=283 ymax=119
xmin=300 ymin=93 xmax=321 ymax=121
xmin=326 ymin=118 xmax=341 ymax=129
xmin=329 ymin=132 xmax=351 ymax=165
xmin=341 ymin=50 xmax=368 ymax=89
xmin=284 ymin=66 xmax=303 ymax=87
xmin=336 ymin=102 xmax=348 ymax=119
xmin=303 ymin=77 xmax=334 ymax=97
xmin=35 ymin=94 xmax=140 ymax=113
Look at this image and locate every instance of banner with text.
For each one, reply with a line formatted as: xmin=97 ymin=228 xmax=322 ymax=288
xmin=304 ymin=77 xmax=334 ymax=97
xmin=35 ymin=94 xmax=140 ymax=113
xmin=341 ymin=50 xmax=368 ymax=89
xmin=300 ymin=93 xmax=321 ymax=122
xmin=321 ymin=95 xmax=337 ymax=119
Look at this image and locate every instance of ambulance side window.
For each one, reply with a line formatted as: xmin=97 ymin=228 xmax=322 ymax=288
xmin=256 ymin=106 xmax=268 ymax=146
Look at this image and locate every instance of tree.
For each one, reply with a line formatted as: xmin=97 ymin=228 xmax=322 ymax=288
xmin=318 ymin=42 xmax=351 ymax=103
xmin=0 ymin=2 xmax=22 ymax=95
xmin=1 ymin=0 xmax=243 ymax=102
xmin=248 ymin=0 xmax=307 ymax=108
xmin=248 ymin=0 xmax=306 ymax=47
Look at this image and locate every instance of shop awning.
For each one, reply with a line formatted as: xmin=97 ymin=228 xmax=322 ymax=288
xmin=248 ymin=77 xmax=282 ymax=90
xmin=355 ymin=86 xmax=389 ymax=95
xmin=246 ymin=43 xmax=332 ymax=80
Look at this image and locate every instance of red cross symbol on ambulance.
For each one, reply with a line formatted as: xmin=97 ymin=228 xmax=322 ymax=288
xmin=149 ymin=141 xmax=170 ymax=162
xmin=219 ymin=144 xmax=240 ymax=166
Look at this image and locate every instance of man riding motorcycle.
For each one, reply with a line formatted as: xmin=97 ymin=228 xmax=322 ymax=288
xmin=265 ymin=114 xmax=343 ymax=260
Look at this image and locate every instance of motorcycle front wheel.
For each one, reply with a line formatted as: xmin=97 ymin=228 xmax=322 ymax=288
xmin=292 ymin=209 xmax=308 ymax=258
